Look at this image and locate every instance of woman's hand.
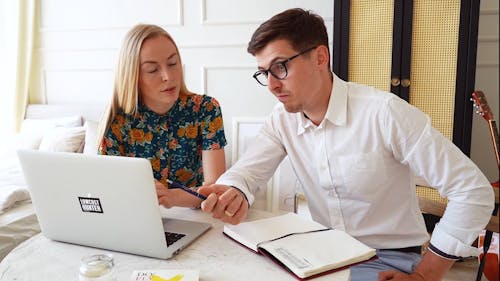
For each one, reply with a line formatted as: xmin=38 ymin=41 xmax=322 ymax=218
xmin=155 ymin=180 xmax=202 ymax=208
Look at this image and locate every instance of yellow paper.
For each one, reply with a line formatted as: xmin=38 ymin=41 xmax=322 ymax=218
xmin=151 ymin=274 xmax=184 ymax=281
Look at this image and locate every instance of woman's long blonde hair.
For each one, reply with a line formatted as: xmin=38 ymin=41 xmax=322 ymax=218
xmin=97 ymin=24 xmax=191 ymax=149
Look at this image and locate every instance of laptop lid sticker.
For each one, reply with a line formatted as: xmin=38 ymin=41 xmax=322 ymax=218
xmin=79 ymin=197 xmax=104 ymax=213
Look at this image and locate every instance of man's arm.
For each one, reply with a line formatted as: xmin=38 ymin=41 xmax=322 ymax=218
xmin=200 ymin=111 xmax=288 ymax=222
xmin=379 ymin=251 xmax=454 ymax=281
xmin=381 ymin=98 xmax=494 ymax=280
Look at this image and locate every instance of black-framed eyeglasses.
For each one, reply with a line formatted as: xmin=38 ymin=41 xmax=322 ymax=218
xmin=252 ymin=46 xmax=317 ymax=86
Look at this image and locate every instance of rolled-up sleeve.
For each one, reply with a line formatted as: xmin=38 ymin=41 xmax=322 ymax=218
xmin=386 ymin=97 xmax=494 ymax=258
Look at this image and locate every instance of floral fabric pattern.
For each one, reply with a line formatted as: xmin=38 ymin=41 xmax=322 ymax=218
xmin=99 ymin=92 xmax=227 ymax=188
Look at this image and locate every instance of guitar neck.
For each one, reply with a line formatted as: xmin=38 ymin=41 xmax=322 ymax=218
xmin=488 ymin=120 xmax=500 ymax=168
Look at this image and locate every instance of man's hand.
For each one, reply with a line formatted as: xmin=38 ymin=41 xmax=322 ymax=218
xmin=379 ymin=250 xmax=454 ymax=281
xmin=198 ymin=184 xmax=249 ymax=224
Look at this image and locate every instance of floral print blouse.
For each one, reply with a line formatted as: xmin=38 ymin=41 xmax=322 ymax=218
xmin=99 ymin=92 xmax=227 ymax=188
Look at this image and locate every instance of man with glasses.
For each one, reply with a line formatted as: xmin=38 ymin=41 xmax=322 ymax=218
xmin=198 ymin=8 xmax=493 ymax=281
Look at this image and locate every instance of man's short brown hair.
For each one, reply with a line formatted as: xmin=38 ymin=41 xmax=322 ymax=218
xmin=247 ymin=8 xmax=329 ymax=56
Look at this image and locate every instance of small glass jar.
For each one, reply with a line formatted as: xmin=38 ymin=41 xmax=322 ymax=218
xmin=78 ymin=253 xmax=117 ymax=281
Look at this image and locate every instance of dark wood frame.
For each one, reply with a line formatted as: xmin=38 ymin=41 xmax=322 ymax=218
xmin=332 ymin=0 xmax=481 ymax=156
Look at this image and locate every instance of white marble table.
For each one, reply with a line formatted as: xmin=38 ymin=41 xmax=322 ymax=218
xmin=0 ymin=207 xmax=349 ymax=281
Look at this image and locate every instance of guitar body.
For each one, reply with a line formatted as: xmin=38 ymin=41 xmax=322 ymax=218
xmin=478 ymin=233 xmax=499 ymax=281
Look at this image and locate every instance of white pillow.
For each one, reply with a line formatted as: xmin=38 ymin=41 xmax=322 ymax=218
xmin=38 ymin=126 xmax=86 ymax=153
xmin=83 ymin=120 xmax=100 ymax=155
xmin=0 ymin=135 xmax=17 ymax=158
xmin=16 ymin=116 xmax=83 ymax=150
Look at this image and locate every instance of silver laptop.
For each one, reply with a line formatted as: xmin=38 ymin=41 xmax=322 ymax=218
xmin=17 ymin=150 xmax=211 ymax=259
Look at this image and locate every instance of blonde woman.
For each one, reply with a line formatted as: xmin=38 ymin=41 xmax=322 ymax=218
xmin=98 ymin=24 xmax=226 ymax=208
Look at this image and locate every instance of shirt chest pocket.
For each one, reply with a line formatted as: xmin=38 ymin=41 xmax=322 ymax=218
xmin=334 ymin=152 xmax=388 ymax=198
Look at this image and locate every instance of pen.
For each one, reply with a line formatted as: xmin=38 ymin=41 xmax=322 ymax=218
xmin=166 ymin=179 xmax=207 ymax=200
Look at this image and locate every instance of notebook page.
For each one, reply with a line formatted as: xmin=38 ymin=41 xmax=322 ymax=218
xmin=223 ymin=213 xmax=326 ymax=252
xmin=258 ymin=229 xmax=376 ymax=278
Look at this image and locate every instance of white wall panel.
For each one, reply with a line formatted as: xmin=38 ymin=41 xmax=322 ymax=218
xmin=179 ymin=46 xmax=256 ymax=91
xmin=37 ymin=50 xmax=117 ymax=69
xmin=40 ymin=0 xmax=182 ymax=30
xmin=168 ymin=25 xmax=261 ymax=47
xmin=471 ymin=0 xmax=499 ymax=182
xmin=30 ymin=50 xmax=117 ymax=103
xmin=476 ymin=41 xmax=499 ymax=66
xmin=482 ymin=0 xmax=499 ymax=10
xmin=478 ymin=14 xmax=499 ymax=38
xmin=472 ymin=65 xmax=499 ymax=182
xmin=44 ymin=69 xmax=113 ymax=105
xmin=202 ymin=0 xmax=333 ymax=24
xmin=203 ymin=66 xmax=278 ymax=166
xmin=37 ymin=29 xmax=126 ymax=50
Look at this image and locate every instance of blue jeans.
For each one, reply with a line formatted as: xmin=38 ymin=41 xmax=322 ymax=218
xmin=351 ymin=250 xmax=422 ymax=281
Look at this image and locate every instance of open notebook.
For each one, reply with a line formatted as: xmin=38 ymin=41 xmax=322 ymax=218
xmin=223 ymin=213 xmax=376 ymax=280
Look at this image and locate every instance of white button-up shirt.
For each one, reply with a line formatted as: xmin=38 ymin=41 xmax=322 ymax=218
xmin=218 ymin=73 xmax=494 ymax=258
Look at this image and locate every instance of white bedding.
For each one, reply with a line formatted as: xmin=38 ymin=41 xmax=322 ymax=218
xmin=0 ymin=104 xmax=105 ymax=261
xmin=0 ymin=200 xmax=39 ymax=261
xmin=0 ymin=155 xmax=30 ymax=211
xmin=0 ymin=154 xmax=39 ymax=261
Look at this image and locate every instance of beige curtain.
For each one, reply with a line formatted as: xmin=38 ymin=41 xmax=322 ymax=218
xmin=0 ymin=0 xmax=35 ymax=137
xmin=14 ymin=0 xmax=36 ymax=131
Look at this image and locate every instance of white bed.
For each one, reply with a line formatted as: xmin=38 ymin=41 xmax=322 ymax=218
xmin=0 ymin=154 xmax=38 ymax=260
xmin=0 ymin=104 xmax=104 ymax=260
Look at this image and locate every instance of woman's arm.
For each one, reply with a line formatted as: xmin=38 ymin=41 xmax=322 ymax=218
xmin=202 ymin=148 xmax=226 ymax=184
xmin=157 ymin=149 xmax=225 ymax=209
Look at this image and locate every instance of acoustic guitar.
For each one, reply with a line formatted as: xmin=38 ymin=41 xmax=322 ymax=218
xmin=472 ymin=90 xmax=499 ymax=170
xmin=471 ymin=90 xmax=499 ymax=281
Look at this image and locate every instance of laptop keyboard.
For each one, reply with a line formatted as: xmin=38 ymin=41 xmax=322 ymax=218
xmin=165 ymin=231 xmax=186 ymax=247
